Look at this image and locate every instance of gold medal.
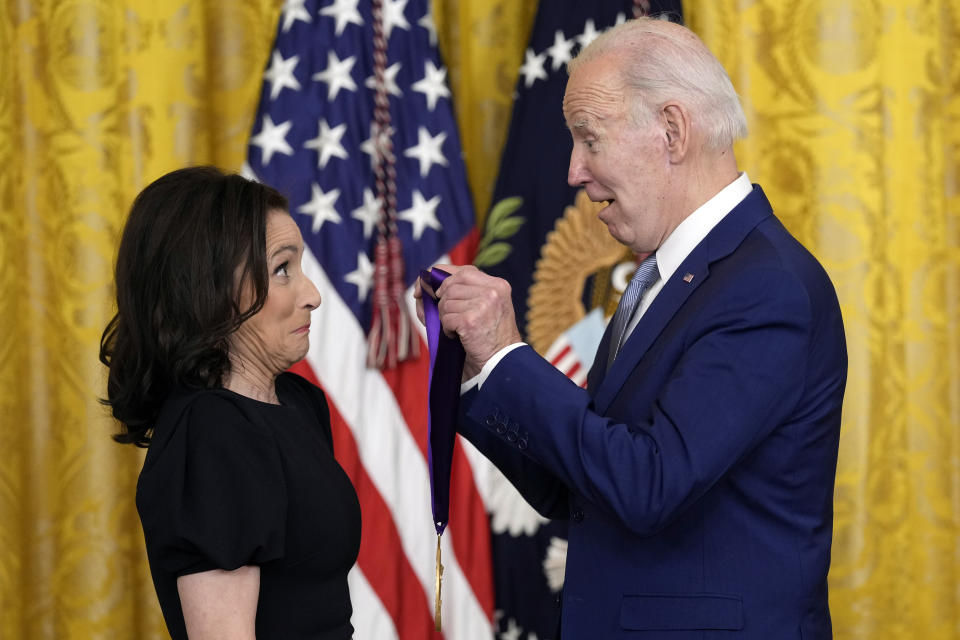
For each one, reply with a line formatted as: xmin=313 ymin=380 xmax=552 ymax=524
xmin=434 ymin=533 xmax=444 ymax=631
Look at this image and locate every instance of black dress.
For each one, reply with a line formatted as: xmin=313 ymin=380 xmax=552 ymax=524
xmin=137 ymin=372 xmax=361 ymax=639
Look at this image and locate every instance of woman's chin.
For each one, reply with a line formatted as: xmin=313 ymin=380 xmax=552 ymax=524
xmin=292 ymin=343 xmax=310 ymax=365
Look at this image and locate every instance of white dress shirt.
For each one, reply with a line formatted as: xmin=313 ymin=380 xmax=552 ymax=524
xmin=462 ymin=172 xmax=753 ymax=393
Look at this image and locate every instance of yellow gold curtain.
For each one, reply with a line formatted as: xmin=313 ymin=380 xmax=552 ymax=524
xmin=1 ymin=0 xmax=958 ymax=638
xmin=0 ymin=1 xmax=283 ymax=637
xmin=432 ymin=0 xmax=538 ymax=224
xmin=688 ymin=2 xmax=960 ymax=637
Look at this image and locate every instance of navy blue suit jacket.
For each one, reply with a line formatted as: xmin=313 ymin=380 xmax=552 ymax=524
xmin=459 ymin=186 xmax=847 ymax=639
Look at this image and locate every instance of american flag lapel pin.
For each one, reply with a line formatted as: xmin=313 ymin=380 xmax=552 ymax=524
xmin=683 ymin=273 xmax=695 ymax=283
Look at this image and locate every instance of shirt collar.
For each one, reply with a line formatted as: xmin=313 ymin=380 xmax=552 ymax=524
xmin=655 ymin=172 xmax=752 ymax=283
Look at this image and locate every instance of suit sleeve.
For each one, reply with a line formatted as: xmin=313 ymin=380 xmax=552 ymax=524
xmin=458 ymin=388 xmax=569 ymax=520
xmin=460 ymin=267 xmax=812 ymax=535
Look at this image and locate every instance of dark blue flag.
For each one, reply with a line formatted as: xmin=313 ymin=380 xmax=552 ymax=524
xmin=479 ymin=3 xmax=683 ymax=638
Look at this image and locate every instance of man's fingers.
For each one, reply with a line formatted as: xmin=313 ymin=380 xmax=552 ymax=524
xmin=434 ymin=264 xmax=483 ymax=297
xmin=436 ymin=270 xmax=505 ymax=303
xmin=414 ymin=276 xmax=432 ymax=326
xmin=436 ymin=282 xmax=494 ymax=306
xmin=415 ymin=297 xmax=426 ymax=325
xmin=433 ymin=263 xmax=475 ymax=276
xmin=416 ymin=276 xmax=436 ymax=300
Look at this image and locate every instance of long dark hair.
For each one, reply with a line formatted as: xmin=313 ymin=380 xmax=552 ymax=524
xmin=99 ymin=166 xmax=288 ymax=446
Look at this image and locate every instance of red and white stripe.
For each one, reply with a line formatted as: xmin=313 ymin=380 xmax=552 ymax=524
xmin=544 ymin=336 xmax=588 ymax=387
xmin=291 ymin=234 xmax=495 ymax=639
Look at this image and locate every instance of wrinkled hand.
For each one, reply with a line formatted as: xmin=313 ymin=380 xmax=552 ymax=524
xmin=414 ymin=264 xmax=522 ymax=379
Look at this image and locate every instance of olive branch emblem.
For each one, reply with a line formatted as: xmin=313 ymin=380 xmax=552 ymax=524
xmin=474 ymin=196 xmax=525 ymax=268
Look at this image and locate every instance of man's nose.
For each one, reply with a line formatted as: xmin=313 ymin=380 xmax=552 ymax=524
xmin=567 ymin=150 xmax=589 ymax=187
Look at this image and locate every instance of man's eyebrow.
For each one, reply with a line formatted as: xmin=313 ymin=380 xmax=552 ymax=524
xmin=563 ymin=116 xmax=589 ymax=131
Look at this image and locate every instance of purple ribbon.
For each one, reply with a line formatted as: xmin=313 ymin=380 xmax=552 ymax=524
xmin=420 ymin=267 xmax=465 ymax=536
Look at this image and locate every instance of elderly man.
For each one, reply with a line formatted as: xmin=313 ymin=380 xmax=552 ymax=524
xmin=425 ymin=17 xmax=846 ymax=639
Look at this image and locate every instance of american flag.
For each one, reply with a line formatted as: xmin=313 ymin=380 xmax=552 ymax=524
xmin=244 ymin=0 xmax=494 ymax=637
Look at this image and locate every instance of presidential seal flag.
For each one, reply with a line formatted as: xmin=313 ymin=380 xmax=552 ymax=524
xmin=477 ymin=2 xmax=683 ymax=638
xmin=244 ymin=0 xmax=493 ymax=638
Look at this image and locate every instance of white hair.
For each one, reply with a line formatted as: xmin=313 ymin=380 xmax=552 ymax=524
xmin=567 ymin=17 xmax=748 ymax=150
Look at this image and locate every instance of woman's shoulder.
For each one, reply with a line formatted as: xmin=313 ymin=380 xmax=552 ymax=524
xmin=146 ymin=387 xmax=273 ymax=465
xmin=157 ymin=386 xmax=262 ymax=432
xmin=138 ymin=385 xmax=289 ymax=577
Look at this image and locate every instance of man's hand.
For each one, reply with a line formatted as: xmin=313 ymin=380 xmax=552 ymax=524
xmin=415 ymin=264 xmax=522 ymax=379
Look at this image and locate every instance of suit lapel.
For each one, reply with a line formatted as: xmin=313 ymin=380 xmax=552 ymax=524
xmin=591 ymin=185 xmax=775 ymax=415
xmin=586 ymin=321 xmax=614 ymax=395
xmin=592 ymin=255 xmax=708 ymax=413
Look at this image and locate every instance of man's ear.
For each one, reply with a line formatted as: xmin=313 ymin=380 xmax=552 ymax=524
xmin=662 ymin=102 xmax=689 ymax=163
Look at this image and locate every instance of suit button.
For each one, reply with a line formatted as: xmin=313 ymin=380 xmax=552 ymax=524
xmin=506 ymin=431 xmax=518 ymax=443
xmin=484 ymin=415 xmax=497 ymax=426
xmin=572 ymin=509 xmax=584 ymax=523
xmin=495 ymin=421 xmax=508 ymax=435
xmin=518 ymin=437 xmax=528 ymax=451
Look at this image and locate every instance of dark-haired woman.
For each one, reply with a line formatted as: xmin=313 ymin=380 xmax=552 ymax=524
xmin=100 ymin=166 xmax=360 ymax=639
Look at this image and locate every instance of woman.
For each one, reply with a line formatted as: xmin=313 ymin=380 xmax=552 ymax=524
xmin=100 ymin=166 xmax=361 ymax=639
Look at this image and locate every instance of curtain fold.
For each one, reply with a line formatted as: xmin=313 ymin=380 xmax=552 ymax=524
xmin=432 ymin=0 xmax=538 ymax=224
xmin=688 ymin=2 xmax=960 ymax=638
xmin=0 ymin=1 xmax=957 ymax=638
xmin=0 ymin=2 xmax=281 ymax=637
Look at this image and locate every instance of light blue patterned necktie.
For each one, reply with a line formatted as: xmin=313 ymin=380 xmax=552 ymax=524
xmin=607 ymin=253 xmax=659 ymax=369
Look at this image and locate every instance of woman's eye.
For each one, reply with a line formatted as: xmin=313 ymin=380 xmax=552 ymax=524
xmin=274 ymin=262 xmax=289 ymax=277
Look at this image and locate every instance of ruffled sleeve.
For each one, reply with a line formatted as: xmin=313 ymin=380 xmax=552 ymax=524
xmin=138 ymin=392 xmax=288 ymax=577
